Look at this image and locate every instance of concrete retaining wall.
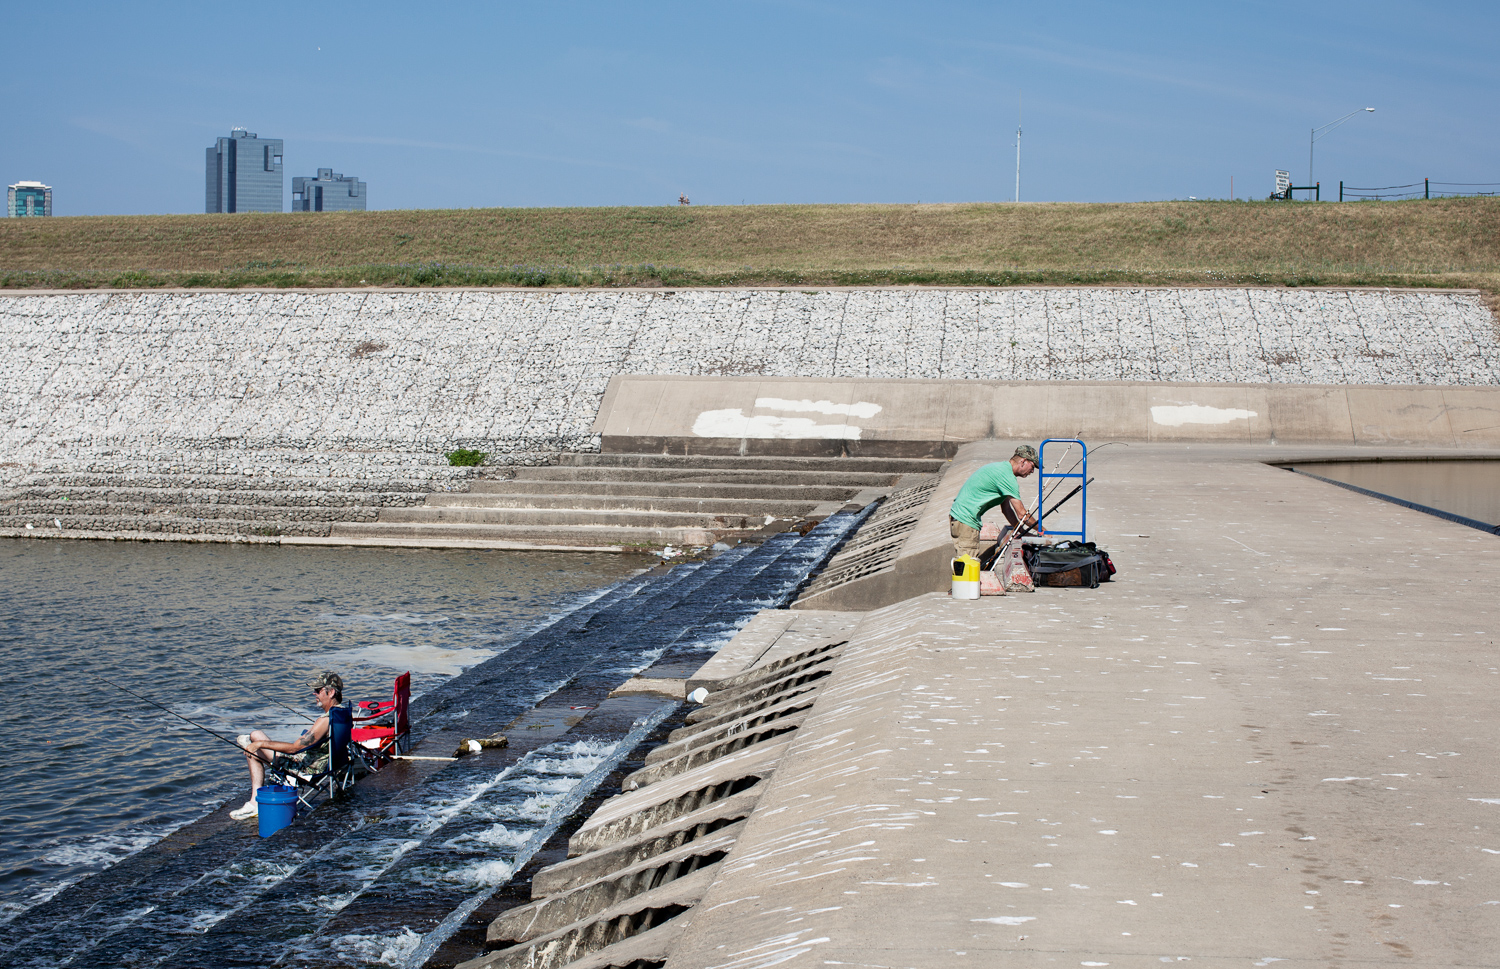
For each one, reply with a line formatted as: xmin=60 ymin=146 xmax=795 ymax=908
xmin=2 ymin=288 xmax=1496 ymax=481
xmin=598 ymin=376 xmax=1500 ymax=454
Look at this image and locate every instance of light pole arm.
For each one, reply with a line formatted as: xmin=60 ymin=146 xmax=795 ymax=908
xmin=1309 ymin=108 xmax=1374 ymax=190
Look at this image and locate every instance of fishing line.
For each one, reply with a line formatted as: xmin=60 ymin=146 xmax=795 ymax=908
xmin=178 ymin=655 xmax=316 ymax=724
xmin=86 ymin=672 xmax=251 ymax=754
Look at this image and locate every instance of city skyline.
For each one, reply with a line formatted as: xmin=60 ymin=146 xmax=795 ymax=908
xmin=1 ymin=0 xmax=1496 ymax=215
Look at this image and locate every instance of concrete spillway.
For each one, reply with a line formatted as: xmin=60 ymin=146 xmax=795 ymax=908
xmin=459 ymin=441 xmax=1500 ymax=969
xmin=5 ymin=286 xmax=1500 ymax=965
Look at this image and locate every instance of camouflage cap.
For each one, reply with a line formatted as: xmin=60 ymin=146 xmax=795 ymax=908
xmin=306 ymin=671 xmax=343 ymax=695
xmin=1013 ymin=444 xmax=1042 ymax=469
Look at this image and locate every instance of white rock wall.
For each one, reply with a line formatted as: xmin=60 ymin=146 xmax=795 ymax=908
xmin=2 ymin=288 xmax=1496 ymax=478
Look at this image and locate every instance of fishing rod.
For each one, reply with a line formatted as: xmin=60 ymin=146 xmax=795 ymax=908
xmin=87 ymin=672 xmax=252 ymax=755
xmin=1017 ymin=476 xmax=1094 ymax=540
xmin=988 ymin=439 xmax=1075 ymax=564
xmin=178 ymin=655 xmax=316 ymax=724
xmin=1023 ymin=439 xmax=1125 ymax=533
xmin=989 ymin=440 xmax=1120 ymax=565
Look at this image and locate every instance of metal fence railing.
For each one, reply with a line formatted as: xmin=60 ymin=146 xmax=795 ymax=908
xmin=1339 ymin=178 xmax=1500 ymax=201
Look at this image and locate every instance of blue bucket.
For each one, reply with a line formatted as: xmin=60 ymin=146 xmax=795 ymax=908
xmin=256 ymin=784 xmax=298 ymax=838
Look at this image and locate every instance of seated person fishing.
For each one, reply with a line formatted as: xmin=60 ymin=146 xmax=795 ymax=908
xmin=229 ymin=671 xmax=344 ymax=821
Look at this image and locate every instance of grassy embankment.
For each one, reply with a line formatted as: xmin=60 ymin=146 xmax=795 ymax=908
xmin=2 ymin=199 xmax=1498 ymax=300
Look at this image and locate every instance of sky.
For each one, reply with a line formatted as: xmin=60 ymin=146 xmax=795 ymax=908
xmin=3 ymin=0 xmax=1496 ymax=215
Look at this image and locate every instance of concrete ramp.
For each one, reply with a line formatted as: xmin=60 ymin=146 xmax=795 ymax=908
xmin=654 ymin=443 xmax=1500 ymax=968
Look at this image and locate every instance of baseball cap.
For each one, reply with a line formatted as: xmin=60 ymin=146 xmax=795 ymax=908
xmin=306 ymin=671 xmax=343 ymax=694
xmin=1014 ymin=444 xmax=1042 ymax=469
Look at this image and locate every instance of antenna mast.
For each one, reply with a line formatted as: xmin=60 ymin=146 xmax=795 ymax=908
xmin=1014 ymin=95 xmax=1022 ymax=203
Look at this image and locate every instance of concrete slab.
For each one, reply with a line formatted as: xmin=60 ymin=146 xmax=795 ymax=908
xmin=687 ymin=609 xmax=864 ymax=692
xmin=664 ymin=443 xmax=1500 ymax=968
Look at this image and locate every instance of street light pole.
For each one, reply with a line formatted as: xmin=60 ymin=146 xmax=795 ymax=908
xmin=1014 ymin=95 xmax=1022 ymax=203
xmin=1310 ymin=107 xmax=1374 ymax=190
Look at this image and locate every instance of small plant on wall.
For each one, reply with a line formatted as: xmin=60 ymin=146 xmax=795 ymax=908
xmin=445 ymin=448 xmax=487 ymax=467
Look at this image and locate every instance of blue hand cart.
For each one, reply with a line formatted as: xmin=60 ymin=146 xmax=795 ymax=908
xmin=1037 ymin=439 xmax=1087 ymax=542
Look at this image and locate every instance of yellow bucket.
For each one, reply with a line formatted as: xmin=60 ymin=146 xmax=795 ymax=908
xmin=951 ymin=555 xmax=980 ymax=599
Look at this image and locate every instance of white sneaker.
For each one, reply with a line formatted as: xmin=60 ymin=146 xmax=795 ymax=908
xmin=229 ymin=800 xmax=258 ymax=820
xmin=237 ymin=734 xmax=252 ymax=748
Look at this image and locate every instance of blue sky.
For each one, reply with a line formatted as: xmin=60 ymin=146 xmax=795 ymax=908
xmin=3 ymin=1 xmax=1495 ymax=214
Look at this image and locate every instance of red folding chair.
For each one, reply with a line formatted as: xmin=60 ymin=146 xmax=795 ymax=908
xmin=351 ymin=672 xmax=410 ymax=770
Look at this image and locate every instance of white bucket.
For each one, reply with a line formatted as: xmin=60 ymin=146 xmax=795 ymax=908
xmin=951 ymin=555 xmax=980 ymax=599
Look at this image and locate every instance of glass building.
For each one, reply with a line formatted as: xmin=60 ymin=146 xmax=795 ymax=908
xmin=291 ymin=169 xmax=367 ymax=212
xmin=205 ymin=129 xmax=283 ymax=213
xmin=7 ymin=181 xmax=52 ymax=217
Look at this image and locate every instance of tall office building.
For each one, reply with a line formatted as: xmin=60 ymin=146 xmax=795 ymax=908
xmin=205 ymin=129 xmax=283 ymax=213
xmin=7 ymin=181 xmax=52 ymax=217
xmin=291 ymin=169 xmax=366 ymax=212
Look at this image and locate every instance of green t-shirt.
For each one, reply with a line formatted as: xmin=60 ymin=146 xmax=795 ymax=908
xmin=949 ymin=461 xmax=1021 ymax=529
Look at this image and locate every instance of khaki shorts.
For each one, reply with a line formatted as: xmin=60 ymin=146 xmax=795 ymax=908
xmin=950 ymin=518 xmax=991 ymax=562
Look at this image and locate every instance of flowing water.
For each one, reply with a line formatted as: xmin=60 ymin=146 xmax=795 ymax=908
xmin=1288 ymin=460 xmax=1500 ymax=527
xmin=0 ymin=512 xmax=868 ymax=967
xmin=0 ymin=539 xmax=650 ymax=929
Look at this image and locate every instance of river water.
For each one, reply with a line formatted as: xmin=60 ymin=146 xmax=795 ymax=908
xmin=0 ymin=512 xmax=868 ymax=968
xmin=0 ymin=538 xmax=651 ymax=928
xmin=1287 ymin=459 xmax=1500 ymax=527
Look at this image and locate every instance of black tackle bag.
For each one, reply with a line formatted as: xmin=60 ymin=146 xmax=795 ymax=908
xmin=1023 ymin=541 xmax=1117 ymax=589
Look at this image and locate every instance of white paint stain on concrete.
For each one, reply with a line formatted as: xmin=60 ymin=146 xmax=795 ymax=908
xmin=754 ymin=398 xmax=883 ymax=419
xmin=692 ymin=397 xmax=882 ymax=440
xmin=1150 ymin=404 xmax=1259 ymax=427
xmin=692 ymin=409 xmax=866 ymax=440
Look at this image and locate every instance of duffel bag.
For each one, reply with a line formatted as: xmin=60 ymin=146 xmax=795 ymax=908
xmin=1024 ymin=541 xmax=1116 ymax=589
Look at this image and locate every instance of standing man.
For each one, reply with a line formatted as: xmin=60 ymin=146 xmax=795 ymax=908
xmin=949 ymin=444 xmax=1045 ymax=563
xmin=229 ymin=671 xmax=344 ymax=820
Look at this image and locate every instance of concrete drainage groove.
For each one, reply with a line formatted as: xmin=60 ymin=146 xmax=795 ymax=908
xmin=542 ymin=796 xmax=758 ymax=895
xmin=796 ymin=478 xmax=937 ymax=600
xmin=646 ymin=695 xmax=817 ymax=767
xmin=692 ymin=664 xmax=834 ymax=719
xmin=686 ymin=643 xmax=845 ymax=722
xmin=487 ymin=839 xmax=735 ymax=950
xmin=800 ymin=536 xmax=908 ymax=589
xmin=621 ymin=720 xmax=803 ymax=791
xmin=698 ymin=639 xmax=845 ymax=695
xmin=569 ymin=771 xmax=769 ymax=855
xmin=457 ymin=637 xmax=847 ymax=969
xmin=673 ymin=684 xmax=824 ymax=746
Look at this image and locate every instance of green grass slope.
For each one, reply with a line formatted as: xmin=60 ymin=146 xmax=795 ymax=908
xmin=2 ymin=199 xmax=1497 ymax=296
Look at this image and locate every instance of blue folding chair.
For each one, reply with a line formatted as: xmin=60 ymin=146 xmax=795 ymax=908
xmin=267 ymin=704 xmax=357 ymax=812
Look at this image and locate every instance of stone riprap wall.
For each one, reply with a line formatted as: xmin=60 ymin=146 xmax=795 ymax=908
xmin=2 ymin=288 xmax=1496 ymax=484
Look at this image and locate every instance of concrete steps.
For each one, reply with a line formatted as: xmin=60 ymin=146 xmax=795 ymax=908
xmin=6 ymin=499 xmax=383 ymax=522
xmin=373 ymin=506 xmax=765 ymax=530
xmin=508 ymin=466 xmax=906 ymax=486
xmin=1 ymin=513 xmax=336 ymax=537
xmin=466 ymin=480 xmax=860 ymax=501
xmin=0 ymin=470 xmax=431 ymax=540
xmin=328 ymin=521 xmax=726 ymax=547
xmin=422 ymin=493 xmax=820 ymax=516
xmin=2 ymin=451 xmax=943 ymax=549
xmin=341 ymin=453 xmax=939 ymax=549
xmin=558 ymin=453 xmax=946 ymax=473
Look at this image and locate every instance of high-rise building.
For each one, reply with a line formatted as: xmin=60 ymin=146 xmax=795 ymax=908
xmin=7 ymin=181 xmax=52 ymax=217
xmin=291 ymin=169 xmax=366 ymax=212
xmin=205 ymin=129 xmax=283 ymax=213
